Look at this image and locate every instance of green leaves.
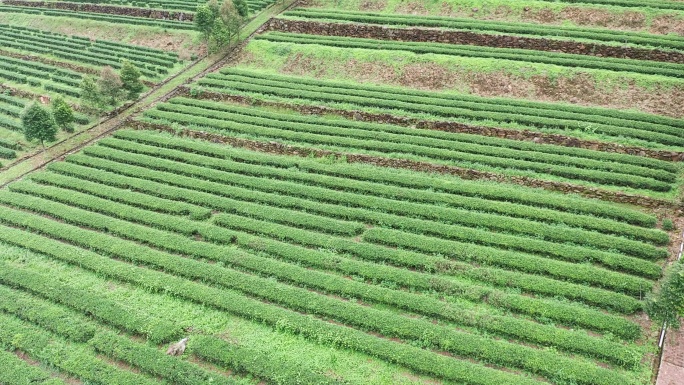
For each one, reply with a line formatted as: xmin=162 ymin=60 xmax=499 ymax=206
xmin=21 ymin=102 xmax=57 ymax=148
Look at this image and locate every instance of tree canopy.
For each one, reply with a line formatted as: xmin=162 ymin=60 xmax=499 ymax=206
xmin=22 ymin=103 xmax=57 ymax=149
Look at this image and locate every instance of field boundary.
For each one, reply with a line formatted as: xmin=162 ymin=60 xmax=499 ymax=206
xmin=2 ymin=0 xmax=195 ymax=21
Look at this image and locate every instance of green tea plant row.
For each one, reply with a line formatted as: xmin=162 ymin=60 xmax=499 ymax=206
xmin=0 ymin=92 xmax=87 ymax=130
xmin=14 ymin=177 xmax=365 ymax=237
xmin=143 ymin=106 xmax=674 ymax=192
xmin=532 ymin=0 xmax=684 ymax=11
xmin=0 ymin=260 xmax=181 ymax=343
xmin=49 ymin=0 xmax=277 ymax=13
xmin=0 ymin=274 xmax=323 ymax=385
xmin=0 ymin=310 xmax=161 ymax=385
xmin=166 ymin=98 xmax=678 ymax=174
xmin=200 ymin=71 xmax=684 ymax=146
xmin=89 ymin=139 xmax=668 ymax=262
xmin=103 ymin=130 xmax=662 ymax=227
xmin=0 ymin=205 xmax=640 ymax=385
xmin=160 ymin=97 xmax=678 ymax=184
xmin=0 ymin=5 xmax=196 ymax=29
xmin=0 ymin=23 xmax=178 ymax=72
xmin=189 ymin=335 xmax=344 ymax=385
xmin=80 ymin=142 xmax=666 ymax=276
xmin=1 ymin=179 xmax=648 ymax=357
xmin=53 ymin=152 xmax=649 ymax=313
xmin=54 ymin=132 xmax=669 ymax=245
xmin=0 ymin=224 xmax=550 ymax=385
xmin=0 ymin=55 xmax=81 ymax=97
xmin=0 ymin=349 xmax=66 ymax=385
xmin=257 ymin=32 xmax=684 ymax=78
xmin=41 ymin=160 xmax=651 ymax=327
xmin=218 ymin=68 xmax=684 ymax=131
xmin=283 ymin=8 xmax=684 ymax=51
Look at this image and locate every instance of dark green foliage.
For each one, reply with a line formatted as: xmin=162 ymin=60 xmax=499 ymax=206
xmin=120 ymin=60 xmax=144 ymax=100
xmin=663 ymin=218 xmax=675 ymax=231
xmin=232 ymin=0 xmax=249 ymax=17
xmin=97 ymin=66 xmax=125 ymax=106
xmin=21 ymin=103 xmax=57 ymax=148
xmin=647 ymin=261 xmax=684 ymax=328
xmin=52 ymin=96 xmax=74 ymax=133
xmin=79 ymin=76 xmax=102 ymax=110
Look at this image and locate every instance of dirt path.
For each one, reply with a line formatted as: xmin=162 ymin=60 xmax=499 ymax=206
xmin=658 ymin=327 xmax=684 ymax=385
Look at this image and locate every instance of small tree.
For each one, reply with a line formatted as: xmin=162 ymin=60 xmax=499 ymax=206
xmin=98 ymin=66 xmax=125 ymax=106
xmin=22 ymin=103 xmax=57 ymax=149
xmin=195 ymin=2 xmax=217 ymax=36
xmin=120 ymin=60 xmax=144 ymax=100
xmin=52 ymin=96 xmax=74 ymax=133
xmin=220 ymin=0 xmax=241 ymax=41
xmin=80 ymin=76 xmax=102 ymax=111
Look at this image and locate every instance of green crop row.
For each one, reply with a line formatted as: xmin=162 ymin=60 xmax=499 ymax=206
xmin=0 ymin=284 xmax=97 ymax=342
xmin=221 ymin=67 xmax=684 ymax=130
xmin=44 ymin=156 xmax=649 ymax=320
xmin=144 ymin=106 xmax=675 ymax=192
xmin=29 ymin=172 xmax=212 ymax=219
xmin=213 ymin=213 xmax=643 ymax=313
xmin=0 ymin=208 xmax=638 ymax=385
xmin=200 ymin=73 xmax=684 ymax=147
xmin=0 ymin=310 xmax=161 ymax=385
xmin=159 ymin=97 xmax=679 ymax=184
xmin=110 ymin=129 xmax=659 ymax=227
xmin=190 ymin=335 xmax=344 ymax=385
xmin=0 ymin=349 xmax=67 ymax=385
xmin=0 ymin=258 xmax=181 ymax=343
xmin=91 ymin=139 xmax=668 ymax=262
xmin=0 ymin=224 xmax=550 ymax=385
xmin=89 ymin=331 xmax=244 ymax=385
xmin=283 ymin=8 xmax=684 ymax=51
xmin=0 ymin=185 xmax=643 ymax=362
xmin=361 ymin=227 xmax=652 ymax=296
xmin=257 ymin=32 xmax=684 ymax=78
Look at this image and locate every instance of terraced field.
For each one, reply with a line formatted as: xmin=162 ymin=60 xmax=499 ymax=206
xmin=0 ymin=0 xmax=683 ymax=384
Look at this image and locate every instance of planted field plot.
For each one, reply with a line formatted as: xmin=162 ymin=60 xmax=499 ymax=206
xmin=0 ymin=128 xmax=670 ymax=384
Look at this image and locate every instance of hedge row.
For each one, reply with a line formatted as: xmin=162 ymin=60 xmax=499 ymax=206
xmin=88 ymin=140 xmax=669 ymax=261
xmin=213 ymin=213 xmax=643 ymax=313
xmin=0 ymin=223 xmax=550 ymax=385
xmin=0 ymin=208 xmax=638 ymax=385
xmin=0 ymin=257 xmax=181 ymax=343
xmin=0 ymin=310 xmax=161 ymax=385
xmin=0 ymin=349 xmax=67 ymax=385
xmin=29 ymin=172 xmax=212 ymax=219
xmin=0 ymin=186 xmax=643 ymax=363
xmin=44 ymin=156 xmax=648 ymax=318
xmin=283 ymin=8 xmax=684 ymax=51
xmin=158 ymin=98 xmax=678 ymax=184
xmin=257 ymin=32 xmax=684 ymax=78
xmin=0 ymin=56 xmax=82 ymax=96
xmin=207 ymin=69 xmax=684 ymax=143
xmin=108 ymin=130 xmax=660 ymax=227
